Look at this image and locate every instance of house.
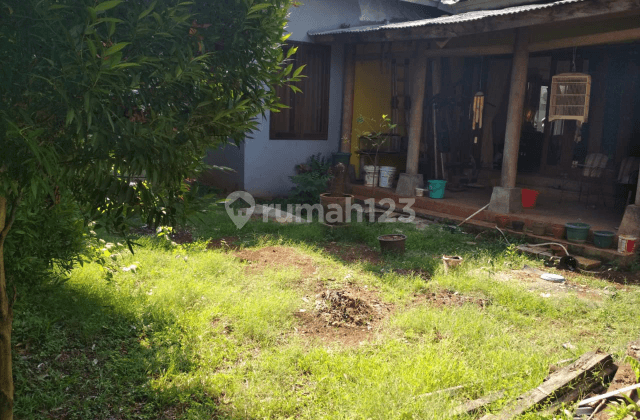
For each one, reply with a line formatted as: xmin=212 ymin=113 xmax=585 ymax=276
xmin=204 ymin=0 xmax=640 ymax=253
xmin=201 ymin=0 xmax=442 ymax=197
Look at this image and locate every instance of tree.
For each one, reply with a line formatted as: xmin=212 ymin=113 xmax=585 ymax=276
xmin=0 ymin=0 xmax=299 ymax=417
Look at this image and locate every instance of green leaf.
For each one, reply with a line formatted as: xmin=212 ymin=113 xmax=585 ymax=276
xmin=104 ymin=42 xmax=129 ymax=56
xmin=94 ymin=0 xmax=122 ymax=12
xmin=66 ymin=109 xmax=75 ymax=126
xmin=138 ymin=0 xmax=156 ymax=20
xmin=248 ymin=3 xmax=271 ymax=13
xmin=87 ymin=39 xmax=97 ymax=57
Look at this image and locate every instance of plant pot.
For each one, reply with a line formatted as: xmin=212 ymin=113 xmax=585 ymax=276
xmin=511 ymin=221 xmax=525 ymax=232
xmin=531 ymin=221 xmax=546 ymax=236
xmin=565 ymin=222 xmax=591 ymax=244
xmin=442 ymin=255 xmax=463 ymax=273
xmin=378 ymin=234 xmax=406 ymax=254
xmin=593 ymin=230 xmax=615 ymax=249
xmin=319 ymin=193 xmax=354 ymax=225
xmin=495 ymin=215 xmax=510 ymax=229
xmin=551 ymin=224 xmax=565 ymax=240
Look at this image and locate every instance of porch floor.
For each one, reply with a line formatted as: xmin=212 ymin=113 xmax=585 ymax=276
xmin=351 ymin=184 xmax=634 ymax=266
xmin=352 ymin=184 xmax=622 ymax=232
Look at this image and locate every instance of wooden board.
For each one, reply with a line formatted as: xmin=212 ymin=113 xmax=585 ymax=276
xmin=481 ymin=352 xmax=613 ymax=420
xmin=450 ymin=390 xmax=506 ymax=417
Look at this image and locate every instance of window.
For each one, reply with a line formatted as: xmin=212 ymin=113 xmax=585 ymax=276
xmin=270 ymin=42 xmax=331 ymax=140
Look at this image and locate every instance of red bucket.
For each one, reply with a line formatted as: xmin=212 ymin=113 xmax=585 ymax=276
xmin=521 ymin=189 xmax=539 ymax=208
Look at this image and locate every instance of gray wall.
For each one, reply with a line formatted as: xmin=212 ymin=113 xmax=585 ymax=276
xmin=243 ymin=0 xmax=363 ymax=198
xmin=201 ymin=142 xmax=245 ymax=193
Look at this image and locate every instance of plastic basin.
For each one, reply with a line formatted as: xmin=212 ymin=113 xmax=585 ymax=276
xmin=593 ymin=231 xmax=614 ymax=248
xmin=565 ymin=222 xmax=591 ymax=243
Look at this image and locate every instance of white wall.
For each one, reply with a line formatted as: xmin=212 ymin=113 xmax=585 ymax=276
xmin=243 ymin=0 xmax=362 ymax=198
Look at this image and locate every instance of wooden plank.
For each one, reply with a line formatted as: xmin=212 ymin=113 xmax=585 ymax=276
xmin=451 ymin=390 xmax=506 ymax=417
xmin=578 ymin=383 xmax=640 ymax=407
xmin=538 ymin=363 xmax=618 ymax=417
xmin=340 ymin=44 xmax=356 ymax=154
xmin=481 ymin=352 xmax=613 ymax=420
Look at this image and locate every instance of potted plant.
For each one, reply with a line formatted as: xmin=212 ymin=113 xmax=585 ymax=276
xmin=356 ymin=114 xmax=398 ymax=190
xmin=320 ymin=163 xmax=354 ymax=225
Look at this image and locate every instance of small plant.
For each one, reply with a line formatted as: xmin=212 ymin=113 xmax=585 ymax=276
xmin=289 ymin=154 xmax=332 ymax=204
xmin=356 ymin=114 xmax=397 ymax=171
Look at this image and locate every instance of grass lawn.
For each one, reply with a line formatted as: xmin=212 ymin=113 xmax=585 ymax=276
xmin=12 ymin=201 xmax=640 ymax=419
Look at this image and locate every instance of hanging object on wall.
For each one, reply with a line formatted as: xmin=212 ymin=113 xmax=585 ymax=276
xmin=471 ymin=91 xmax=484 ymax=143
xmin=549 ymin=73 xmax=591 ymax=124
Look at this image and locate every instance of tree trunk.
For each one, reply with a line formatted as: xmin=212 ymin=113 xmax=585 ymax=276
xmin=0 ymin=196 xmax=14 ymax=420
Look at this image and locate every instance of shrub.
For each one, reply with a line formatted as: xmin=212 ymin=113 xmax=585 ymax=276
xmin=289 ymin=154 xmax=332 ymax=204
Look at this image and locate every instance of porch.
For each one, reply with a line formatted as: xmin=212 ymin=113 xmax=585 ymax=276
xmin=311 ymin=0 xmax=640 ymax=255
xmin=350 ymin=182 xmax=635 ymax=266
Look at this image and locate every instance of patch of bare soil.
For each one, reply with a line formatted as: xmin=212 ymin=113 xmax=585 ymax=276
xmin=413 ymin=290 xmax=489 ymax=309
xmin=207 ymin=236 xmax=241 ymax=251
xmin=234 ymin=246 xmax=318 ymax=278
xmin=586 ymin=268 xmax=640 ymax=286
xmin=323 ymin=242 xmax=381 ymax=265
xmin=294 ymin=285 xmax=392 ymax=346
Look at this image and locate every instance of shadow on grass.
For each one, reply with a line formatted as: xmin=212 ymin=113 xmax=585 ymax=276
xmin=11 ymin=279 xmax=250 ymax=420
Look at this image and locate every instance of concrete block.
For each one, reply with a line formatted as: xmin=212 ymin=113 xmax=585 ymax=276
xmin=395 ymin=173 xmax=424 ymax=197
xmin=488 ymin=187 xmax=522 ymax=214
xmin=619 ymin=204 xmax=640 ymax=238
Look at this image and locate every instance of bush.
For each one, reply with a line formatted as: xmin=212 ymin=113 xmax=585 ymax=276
xmin=288 ymin=154 xmax=332 ymax=204
xmin=4 ymin=193 xmax=87 ymax=285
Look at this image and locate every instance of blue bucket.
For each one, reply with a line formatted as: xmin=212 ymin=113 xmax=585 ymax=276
xmin=428 ymin=180 xmax=447 ymax=199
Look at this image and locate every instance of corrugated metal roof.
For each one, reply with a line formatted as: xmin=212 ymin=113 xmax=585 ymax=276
xmin=308 ymin=0 xmax=584 ymax=36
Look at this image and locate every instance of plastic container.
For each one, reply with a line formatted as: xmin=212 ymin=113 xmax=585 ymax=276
xmin=565 ymin=222 xmax=591 ymax=243
xmin=378 ymin=166 xmax=397 ymax=188
xmin=415 ymin=188 xmax=425 ymax=197
xmin=521 ymin=188 xmax=540 ymax=208
xmin=363 ymin=165 xmax=379 ymax=187
xmin=593 ymin=231 xmax=615 ymax=248
xmin=427 ymin=179 xmax=447 ymax=199
xmin=618 ymin=235 xmax=638 ymax=253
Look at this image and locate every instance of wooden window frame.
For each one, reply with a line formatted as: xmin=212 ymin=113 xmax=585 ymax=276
xmin=269 ymin=41 xmax=331 ymax=140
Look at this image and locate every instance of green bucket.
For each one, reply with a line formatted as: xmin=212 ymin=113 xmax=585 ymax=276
xmin=565 ymin=222 xmax=591 ymax=243
xmin=428 ymin=180 xmax=447 ymax=199
xmin=593 ymin=230 xmax=614 ymax=248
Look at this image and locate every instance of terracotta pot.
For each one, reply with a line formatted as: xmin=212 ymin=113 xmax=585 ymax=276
xmin=319 ymin=193 xmax=354 ymax=225
xmin=551 ymin=224 xmax=565 ymax=240
xmin=495 ymin=215 xmax=510 ymax=229
xmin=378 ymin=234 xmax=406 ymax=254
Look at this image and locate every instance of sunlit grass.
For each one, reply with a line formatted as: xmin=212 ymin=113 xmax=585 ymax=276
xmin=12 ymin=203 xmax=640 ymax=419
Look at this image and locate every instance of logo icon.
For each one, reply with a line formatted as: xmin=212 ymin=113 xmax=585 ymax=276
xmin=225 ymin=191 xmax=255 ymax=229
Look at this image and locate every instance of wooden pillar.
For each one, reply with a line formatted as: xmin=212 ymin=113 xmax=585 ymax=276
xmin=501 ymin=28 xmax=529 ymax=188
xmin=405 ymin=51 xmax=428 ymax=175
xmin=431 ymin=58 xmax=442 ymax=178
xmin=340 ymin=44 xmax=356 ymax=153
